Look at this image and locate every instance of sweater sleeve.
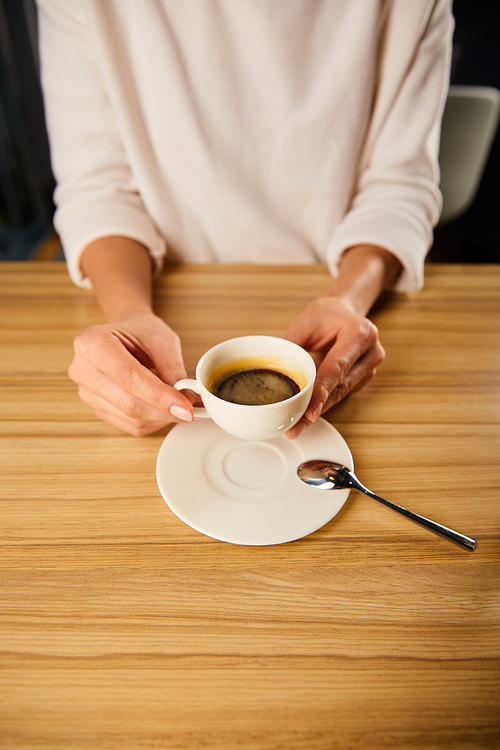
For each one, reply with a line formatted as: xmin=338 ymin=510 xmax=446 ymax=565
xmin=325 ymin=0 xmax=454 ymax=293
xmin=36 ymin=0 xmax=166 ymax=288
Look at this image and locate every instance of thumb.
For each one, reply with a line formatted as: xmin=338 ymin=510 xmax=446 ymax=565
xmin=153 ymin=349 xmax=188 ymax=387
xmin=134 ymin=324 xmax=189 ymax=387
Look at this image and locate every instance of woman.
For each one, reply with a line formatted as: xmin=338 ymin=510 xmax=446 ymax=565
xmin=36 ymin=0 xmax=453 ymax=436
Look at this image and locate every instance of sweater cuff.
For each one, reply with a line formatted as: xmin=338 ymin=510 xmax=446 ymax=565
xmin=55 ymin=201 xmax=166 ymax=289
xmin=325 ymin=206 xmax=437 ymax=294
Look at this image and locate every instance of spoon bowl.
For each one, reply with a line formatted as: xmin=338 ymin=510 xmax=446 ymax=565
xmin=297 ymin=460 xmax=475 ymax=551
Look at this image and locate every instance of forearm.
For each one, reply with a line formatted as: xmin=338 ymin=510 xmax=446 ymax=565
xmin=80 ymin=236 xmax=154 ymax=321
xmin=321 ymin=245 xmax=402 ymax=315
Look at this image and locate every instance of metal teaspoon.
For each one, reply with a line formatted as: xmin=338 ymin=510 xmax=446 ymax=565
xmin=297 ymin=460 xmax=475 ymax=550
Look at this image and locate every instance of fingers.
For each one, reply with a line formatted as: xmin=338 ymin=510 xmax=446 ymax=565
xmin=113 ymin=325 xmax=188 ymax=388
xmin=81 ymin=387 xmax=171 ymax=436
xmin=75 ymin=365 xmax=188 ymax=436
xmin=68 ymin=319 xmax=194 ymax=436
xmin=306 ymin=318 xmax=383 ymax=418
xmin=76 ymin=326 xmax=188 ymax=407
xmin=287 ymin=318 xmax=384 ymax=440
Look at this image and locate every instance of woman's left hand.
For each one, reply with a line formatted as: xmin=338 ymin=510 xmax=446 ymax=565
xmin=285 ymin=294 xmax=385 ymax=439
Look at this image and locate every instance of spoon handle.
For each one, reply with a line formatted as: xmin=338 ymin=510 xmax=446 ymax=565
xmin=348 ymin=474 xmax=475 ymax=551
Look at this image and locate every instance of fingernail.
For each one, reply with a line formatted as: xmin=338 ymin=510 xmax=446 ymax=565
xmin=288 ymin=421 xmax=308 ymax=440
xmin=308 ymin=401 xmax=324 ymax=422
xmin=170 ymin=404 xmax=193 ymax=422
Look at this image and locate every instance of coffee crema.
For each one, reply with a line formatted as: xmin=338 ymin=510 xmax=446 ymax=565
xmin=210 ymin=366 xmax=301 ymax=406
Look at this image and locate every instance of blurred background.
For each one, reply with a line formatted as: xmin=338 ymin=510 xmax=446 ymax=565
xmin=0 ymin=0 xmax=499 ymax=264
xmin=1 ymin=0 xmax=55 ymax=261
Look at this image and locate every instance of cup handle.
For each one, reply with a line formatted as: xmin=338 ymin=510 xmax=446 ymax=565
xmin=173 ymin=379 xmax=210 ymax=419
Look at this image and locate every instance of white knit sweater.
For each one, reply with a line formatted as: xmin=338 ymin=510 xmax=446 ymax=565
xmin=37 ymin=0 xmax=453 ymax=292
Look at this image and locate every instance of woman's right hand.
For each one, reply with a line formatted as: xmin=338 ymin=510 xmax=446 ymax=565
xmin=68 ymin=312 xmax=194 ymax=436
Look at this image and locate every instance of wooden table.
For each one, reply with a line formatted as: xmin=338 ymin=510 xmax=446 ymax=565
xmin=1 ymin=262 xmax=499 ymax=749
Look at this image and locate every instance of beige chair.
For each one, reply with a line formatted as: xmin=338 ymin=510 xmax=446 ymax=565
xmin=438 ymin=85 xmax=500 ymax=226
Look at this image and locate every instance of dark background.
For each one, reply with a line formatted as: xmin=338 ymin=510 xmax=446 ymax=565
xmin=430 ymin=0 xmax=500 ymax=263
xmin=0 ymin=0 xmax=499 ymax=262
xmin=0 ymin=0 xmax=54 ymax=259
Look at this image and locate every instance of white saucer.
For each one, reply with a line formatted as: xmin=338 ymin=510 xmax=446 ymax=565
xmin=156 ymin=418 xmax=353 ymax=546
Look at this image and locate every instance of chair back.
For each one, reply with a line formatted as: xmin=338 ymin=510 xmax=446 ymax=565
xmin=438 ymin=85 xmax=500 ymax=225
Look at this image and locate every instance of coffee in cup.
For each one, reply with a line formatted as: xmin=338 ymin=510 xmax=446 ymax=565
xmin=208 ymin=359 xmax=302 ymax=406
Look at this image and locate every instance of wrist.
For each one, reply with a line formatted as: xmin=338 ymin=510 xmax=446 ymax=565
xmin=81 ymin=236 xmax=155 ymax=322
xmin=321 ymin=245 xmax=401 ymax=315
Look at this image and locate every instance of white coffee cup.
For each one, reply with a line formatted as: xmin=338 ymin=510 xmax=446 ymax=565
xmin=173 ymin=335 xmax=316 ymax=441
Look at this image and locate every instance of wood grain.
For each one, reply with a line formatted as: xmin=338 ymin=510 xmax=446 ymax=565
xmin=0 ymin=262 xmax=499 ymax=749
